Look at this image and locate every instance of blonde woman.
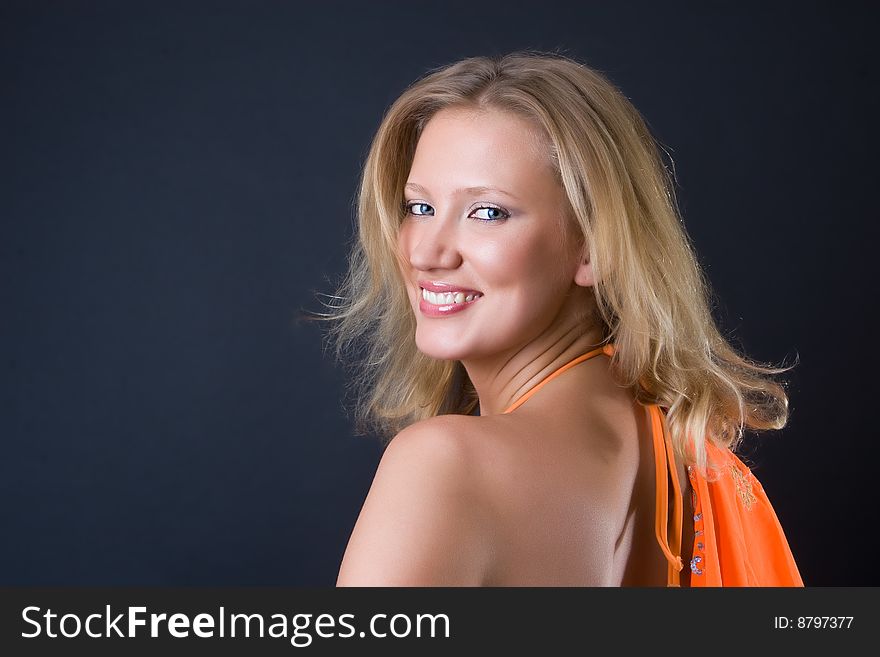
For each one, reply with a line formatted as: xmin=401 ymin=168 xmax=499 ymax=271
xmin=318 ymin=51 xmax=802 ymax=586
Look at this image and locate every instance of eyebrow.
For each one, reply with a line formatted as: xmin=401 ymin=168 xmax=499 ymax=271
xmin=404 ymin=182 xmax=519 ymax=201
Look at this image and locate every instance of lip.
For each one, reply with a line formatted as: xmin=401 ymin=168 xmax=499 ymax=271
xmin=417 ymin=283 xmax=483 ymax=318
xmin=417 ymin=280 xmax=483 ymax=295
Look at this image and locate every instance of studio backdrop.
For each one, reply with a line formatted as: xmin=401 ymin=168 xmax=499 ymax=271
xmin=1 ymin=1 xmax=875 ymax=586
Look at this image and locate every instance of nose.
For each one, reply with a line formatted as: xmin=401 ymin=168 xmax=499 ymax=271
xmin=403 ymin=210 xmax=463 ymax=273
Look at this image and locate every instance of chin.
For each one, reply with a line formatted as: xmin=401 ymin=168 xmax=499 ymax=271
xmin=415 ymin=328 xmax=510 ymax=363
xmin=413 ymin=327 xmax=476 ymax=361
xmin=414 ymin=337 xmax=463 ymax=361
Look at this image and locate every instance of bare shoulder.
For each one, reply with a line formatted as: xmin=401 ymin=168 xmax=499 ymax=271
xmin=336 ymin=415 xmax=495 ymax=586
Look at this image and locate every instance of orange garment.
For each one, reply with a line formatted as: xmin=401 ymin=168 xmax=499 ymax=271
xmin=501 ymin=343 xmax=803 ymax=587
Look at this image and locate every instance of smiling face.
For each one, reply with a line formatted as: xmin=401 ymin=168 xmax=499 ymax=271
xmin=396 ymin=106 xmax=594 ymax=362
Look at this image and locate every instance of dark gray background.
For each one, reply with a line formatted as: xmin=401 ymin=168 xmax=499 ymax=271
xmin=2 ymin=1 xmax=875 ymax=585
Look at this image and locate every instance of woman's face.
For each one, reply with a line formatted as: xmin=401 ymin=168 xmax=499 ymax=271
xmin=397 ymin=106 xmax=589 ymax=362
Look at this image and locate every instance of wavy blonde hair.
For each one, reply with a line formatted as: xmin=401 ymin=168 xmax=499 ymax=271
xmin=310 ymin=50 xmax=796 ymax=478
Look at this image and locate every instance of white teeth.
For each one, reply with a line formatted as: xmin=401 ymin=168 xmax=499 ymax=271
xmin=421 ymin=288 xmax=482 ymax=306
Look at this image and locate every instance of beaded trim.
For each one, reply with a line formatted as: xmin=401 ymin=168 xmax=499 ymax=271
xmin=687 ymin=465 xmax=705 ymax=577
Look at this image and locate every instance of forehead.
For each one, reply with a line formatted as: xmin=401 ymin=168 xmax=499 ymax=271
xmin=408 ymin=107 xmax=558 ymax=196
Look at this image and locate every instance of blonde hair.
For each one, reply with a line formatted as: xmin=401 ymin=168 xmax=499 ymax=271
xmin=310 ymin=50 xmax=796 ymax=478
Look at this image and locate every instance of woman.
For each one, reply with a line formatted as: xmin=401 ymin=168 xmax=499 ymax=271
xmin=318 ymin=51 xmax=803 ymax=586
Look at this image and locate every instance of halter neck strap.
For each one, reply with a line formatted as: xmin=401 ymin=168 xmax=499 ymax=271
xmin=648 ymin=404 xmax=685 ymax=586
xmin=501 ymin=343 xmax=616 ymax=415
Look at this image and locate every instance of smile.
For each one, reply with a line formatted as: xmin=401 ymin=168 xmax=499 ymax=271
xmin=421 ymin=288 xmax=482 ymax=305
xmin=418 ymin=286 xmax=483 ymax=317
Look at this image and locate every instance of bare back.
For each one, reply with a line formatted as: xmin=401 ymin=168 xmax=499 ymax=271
xmin=461 ymin=361 xmax=693 ymax=586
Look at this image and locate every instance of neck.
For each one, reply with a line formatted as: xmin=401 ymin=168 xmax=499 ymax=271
xmin=462 ymin=319 xmax=607 ymax=417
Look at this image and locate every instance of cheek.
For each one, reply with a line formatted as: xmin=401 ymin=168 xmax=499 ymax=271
xmin=396 ymin=223 xmax=411 ymax=256
xmin=396 ymin=225 xmax=418 ymax=277
xmin=478 ymin=233 xmax=565 ymax=290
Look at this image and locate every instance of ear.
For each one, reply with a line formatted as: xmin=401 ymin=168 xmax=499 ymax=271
xmin=573 ymin=253 xmax=595 ymax=288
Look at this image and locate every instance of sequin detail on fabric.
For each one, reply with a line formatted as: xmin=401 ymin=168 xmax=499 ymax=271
xmin=687 ymin=465 xmax=705 ymax=578
xmin=729 ymin=463 xmax=757 ymax=510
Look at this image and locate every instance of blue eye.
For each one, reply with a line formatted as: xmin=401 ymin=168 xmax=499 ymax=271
xmin=404 ymin=202 xmax=434 ymax=217
xmin=470 ymin=206 xmax=509 ymax=222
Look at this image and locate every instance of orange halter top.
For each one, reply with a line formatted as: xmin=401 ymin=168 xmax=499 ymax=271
xmin=501 ymin=343 xmax=803 ymax=587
